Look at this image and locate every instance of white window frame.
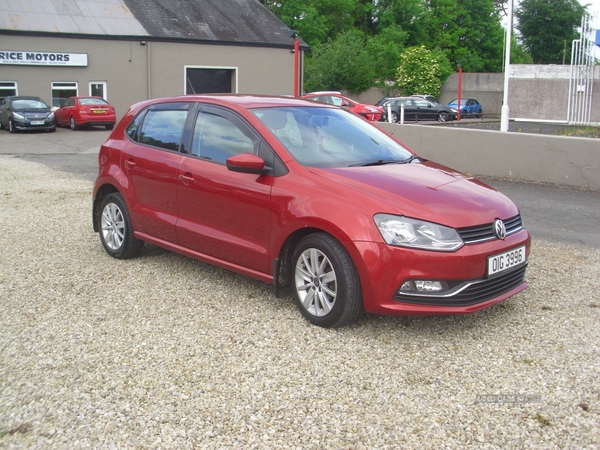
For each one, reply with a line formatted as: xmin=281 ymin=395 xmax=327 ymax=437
xmin=0 ymin=81 xmax=18 ymax=98
xmin=183 ymin=66 xmax=238 ymax=94
xmin=51 ymin=81 xmax=78 ymax=108
xmin=89 ymin=81 xmax=108 ymax=100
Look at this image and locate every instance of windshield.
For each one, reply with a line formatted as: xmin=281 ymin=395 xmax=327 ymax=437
xmin=12 ymin=99 xmax=48 ymax=110
xmin=449 ymin=99 xmax=467 ymax=105
xmin=252 ymin=106 xmax=413 ymax=168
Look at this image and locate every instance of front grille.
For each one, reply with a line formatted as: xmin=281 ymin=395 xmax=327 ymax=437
xmin=394 ymin=264 xmax=527 ymax=307
xmin=457 ymin=214 xmax=523 ymax=244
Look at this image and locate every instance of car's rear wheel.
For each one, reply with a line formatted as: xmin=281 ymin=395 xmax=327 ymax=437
xmin=70 ymin=116 xmax=79 ymax=130
xmin=98 ymin=193 xmax=144 ymax=259
xmin=391 ymin=113 xmax=399 ymax=123
xmin=437 ymin=112 xmax=449 ymax=122
xmin=292 ymin=233 xmax=363 ymax=328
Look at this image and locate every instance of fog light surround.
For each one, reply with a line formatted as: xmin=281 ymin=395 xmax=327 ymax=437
xmin=400 ymin=280 xmax=450 ymax=293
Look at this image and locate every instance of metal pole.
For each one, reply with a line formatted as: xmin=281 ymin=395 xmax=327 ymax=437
xmin=457 ymin=66 xmax=462 ymax=121
xmin=294 ymin=37 xmax=300 ymax=97
xmin=500 ymin=0 xmax=513 ymax=132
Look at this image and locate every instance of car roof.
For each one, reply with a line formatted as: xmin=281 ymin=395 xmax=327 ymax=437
xmin=130 ymin=94 xmax=333 ymax=110
xmin=7 ymin=96 xmax=45 ymax=101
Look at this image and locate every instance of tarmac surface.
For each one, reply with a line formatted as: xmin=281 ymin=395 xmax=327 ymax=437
xmin=1 ymin=124 xmax=599 ymax=249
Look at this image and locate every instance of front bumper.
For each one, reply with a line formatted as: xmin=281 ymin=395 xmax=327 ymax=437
xmin=352 ymin=230 xmax=531 ymax=315
xmin=13 ymin=119 xmax=56 ymax=131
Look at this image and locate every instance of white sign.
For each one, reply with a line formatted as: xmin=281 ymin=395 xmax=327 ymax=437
xmin=0 ymin=51 xmax=88 ymax=66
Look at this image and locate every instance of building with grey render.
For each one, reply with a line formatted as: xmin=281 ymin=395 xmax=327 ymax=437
xmin=0 ymin=0 xmax=305 ymax=117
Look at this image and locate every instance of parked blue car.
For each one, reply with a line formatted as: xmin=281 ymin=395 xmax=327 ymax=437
xmin=445 ymin=98 xmax=483 ymax=117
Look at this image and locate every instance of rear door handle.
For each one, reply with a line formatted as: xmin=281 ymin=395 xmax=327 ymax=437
xmin=124 ymin=159 xmax=136 ymax=168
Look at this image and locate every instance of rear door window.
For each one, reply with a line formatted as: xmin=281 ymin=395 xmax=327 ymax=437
xmin=127 ymin=103 xmax=191 ymax=152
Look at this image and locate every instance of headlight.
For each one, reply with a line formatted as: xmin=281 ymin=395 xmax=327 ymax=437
xmin=374 ymin=214 xmax=463 ymax=251
xmin=48 ymin=112 xmax=55 ymax=119
xmin=12 ymin=112 xmax=25 ymax=120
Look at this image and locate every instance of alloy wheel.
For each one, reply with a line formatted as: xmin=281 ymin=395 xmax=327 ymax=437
xmin=295 ymin=247 xmax=338 ymax=317
xmin=101 ymin=202 xmax=126 ymax=251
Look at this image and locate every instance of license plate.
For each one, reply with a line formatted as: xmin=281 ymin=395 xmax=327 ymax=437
xmin=30 ymin=121 xmax=44 ymax=125
xmin=92 ymin=109 xmax=107 ymax=114
xmin=487 ymin=246 xmax=526 ymax=276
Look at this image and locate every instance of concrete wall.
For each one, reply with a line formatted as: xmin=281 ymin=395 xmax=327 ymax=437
xmin=377 ymin=122 xmax=600 ymax=191
xmin=346 ymin=65 xmax=600 ymax=123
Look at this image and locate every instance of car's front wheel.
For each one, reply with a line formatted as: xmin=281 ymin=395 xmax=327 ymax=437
xmin=437 ymin=112 xmax=449 ymax=122
xmin=292 ymin=233 xmax=363 ymax=328
xmin=8 ymin=120 xmax=16 ymax=133
xmin=98 ymin=193 xmax=144 ymax=259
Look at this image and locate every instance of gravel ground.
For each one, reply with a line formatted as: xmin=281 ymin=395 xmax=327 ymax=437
xmin=1 ymin=155 xmax=599 ymax=449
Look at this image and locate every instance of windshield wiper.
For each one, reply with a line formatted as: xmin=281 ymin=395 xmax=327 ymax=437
xmin=401 ymin=155 xmax=422 ymax=164
xmin=349 ymin=155 xmax=422 ymax=167
xmin=349 ymin=159 xmax=404 ymax=167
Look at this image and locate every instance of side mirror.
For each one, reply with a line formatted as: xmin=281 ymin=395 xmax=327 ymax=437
xmin=226 ymin=153 xmax=270 ymax=175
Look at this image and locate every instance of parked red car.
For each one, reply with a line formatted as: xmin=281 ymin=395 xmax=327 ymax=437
xmin=93 ymin=95 xmax=530 ymax=328
xmin=302 ymin=92 xmax=384 ymax=121
xmin=55 ymin=96 xmax=116 ymax=130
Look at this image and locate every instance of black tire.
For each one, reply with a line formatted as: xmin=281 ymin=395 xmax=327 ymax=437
xmin=477 ymin=109 xmax=483 ymax=118
xmin=70 ymin=116 xmax=78 ymax=130
xmin=292 ymin=233 xmax=363 ymax=328
xmin=437 ymin=112 xmax=449 ymax=122
xmin=98 ymin=193 xmax=144 ymax=259
xmin=9 ymin=120 xmax=16 ymax=133
xmin=105 ymin=124 xmax=114 ymax=130
xmin=391 ymin=113 xmax=399 ymax=123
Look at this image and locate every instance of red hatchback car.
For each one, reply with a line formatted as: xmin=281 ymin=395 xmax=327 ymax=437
xmin=93 ymin=95 xmax=530 ymax=328
xmin=302 ymin=92 xmax=384 ymax=122
xmin=55 ymin=96 xmax=116 ymax=130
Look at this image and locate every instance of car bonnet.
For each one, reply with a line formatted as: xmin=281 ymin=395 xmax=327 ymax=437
xmin=311 ymin=161 xmax=519 ymax=227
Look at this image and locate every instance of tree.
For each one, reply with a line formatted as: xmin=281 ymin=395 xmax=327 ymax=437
xmin=395 ymin=46 xmax=451 ymax=96
xmin=304 ymin=31 xmax=375 ymax=93
xmin=418 ymin=0 xmax=505 ymax=72
xmin=365 ymin=25 xmax=408 ymax=84
xmin=258 ymin=0 xmax=359 ymax=49
xmin=515 ymin=0 xmax=586 ymax=64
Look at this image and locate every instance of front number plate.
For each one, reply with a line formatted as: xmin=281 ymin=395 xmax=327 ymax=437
xmin=487 ymin=246 xmax=526 ymax=277
xmin=30 ymin=121 xmax=44 ymax=125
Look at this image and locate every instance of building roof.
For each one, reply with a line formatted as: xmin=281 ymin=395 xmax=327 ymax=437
xmin=0 ymin=0 xmax=302 ymax=48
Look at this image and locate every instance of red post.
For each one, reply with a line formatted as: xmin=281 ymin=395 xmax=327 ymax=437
xmin=457 ymin=66 xmax=462 ymax=121
xmin=294 ymin=37 xmax=300 ymax=97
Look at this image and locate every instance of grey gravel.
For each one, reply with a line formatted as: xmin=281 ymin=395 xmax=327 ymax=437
xmin=1 ymin=155 xmax=599 ymax=449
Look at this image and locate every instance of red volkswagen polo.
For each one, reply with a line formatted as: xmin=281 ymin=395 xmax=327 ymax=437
xmin=93 ymin=95 xmax=530 ymax=328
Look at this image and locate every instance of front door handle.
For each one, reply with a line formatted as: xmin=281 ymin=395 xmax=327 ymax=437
xmin=179 ymin=173 xmax=195 ymax=185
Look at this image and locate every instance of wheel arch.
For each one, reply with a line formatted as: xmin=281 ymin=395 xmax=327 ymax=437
xmin=92 ymin=183 xmax=121 ymax=232
xmin=272 ymin=223 xmax=368 ymax=301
